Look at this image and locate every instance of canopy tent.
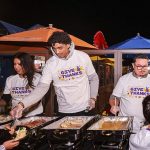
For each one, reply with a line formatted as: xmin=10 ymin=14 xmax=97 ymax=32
xmin=108 ymin=33 xmax=150 ymax=49
xmin=0 ymin=20 xmax=25 ymax=36
xmin=0 ymin=26 xmax=96 ymax=50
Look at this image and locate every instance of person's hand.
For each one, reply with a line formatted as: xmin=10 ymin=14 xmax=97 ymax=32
xmin=10 ymin=103 xmax=24 ymax=119
xmin=88 ymin=98 xmax=96 ymax=110
xmin=5 ymin=124 xmax=15 ymax=135
xmin=110 ymin=105 xmax=120 ymax=115
xmin=3 ymin=139 xmax=19 ymax=149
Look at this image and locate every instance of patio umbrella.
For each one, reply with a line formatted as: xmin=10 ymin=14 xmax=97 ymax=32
xmin=0 ymin=44 xmax=50 ymax=59
xmin=0 ymin=20 xmax=25 ymax=36
xmin=107 ymin=33 xmax=150 ymax=59
xmin=0 ymin=26 xmax=96 ymax=50
xmin=90 ymin=56 xmax=114 ymax=63
xmin=108 ymin=33 xmax=150 ymax=49
xmin=28 ymin=24 xmax=45 ymax=30
xmin=93 ymin=31 xmax=108 ymax=49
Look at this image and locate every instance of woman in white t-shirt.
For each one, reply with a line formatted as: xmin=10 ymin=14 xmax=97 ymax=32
xmin=0 ymin=52 xmax=42 ymax=117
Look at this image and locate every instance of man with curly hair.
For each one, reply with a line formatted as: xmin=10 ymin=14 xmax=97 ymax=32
xmin=11 ymin=31 xmax=99 ymax=117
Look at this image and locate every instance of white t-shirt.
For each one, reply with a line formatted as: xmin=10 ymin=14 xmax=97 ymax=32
xmin=129 ymin=126 xmax=150 ymax=150
xmin=40 ymin=50 xmax=96 ymax=113
xmin=3 ymin=73 xmax=42 ymax=116
xmin=112 ymin=72 xmax=150 ymax=132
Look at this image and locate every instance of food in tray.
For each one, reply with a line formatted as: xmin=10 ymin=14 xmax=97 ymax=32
xmin=99 ymin=117 xmax=128 ymax=130
xmin=60 ymin=118 xmax=84 ymax=128
xmin=0 ymin=115 xmax=12 ymax=123
xmin=21 ymin=118 xmax=46 ymax=128
xmin=14 ymin=127 xmax=27 ymax=141
xmin=100 ymin=121 xmax=127 ymax=130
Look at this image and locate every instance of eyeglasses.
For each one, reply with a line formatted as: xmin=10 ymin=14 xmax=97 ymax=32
xmin=134 ymin=64 xmax=148 ymax=70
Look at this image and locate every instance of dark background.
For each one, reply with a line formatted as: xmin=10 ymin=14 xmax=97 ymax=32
xmin=0 ymin=0 xmax=150 ymax=46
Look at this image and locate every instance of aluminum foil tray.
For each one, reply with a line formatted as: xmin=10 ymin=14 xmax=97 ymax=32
xmin=16 ymin=116 xmax=58 ymax=129
xmin=43 ymin=116 xmax=95 ymax=130
xmin=87 ymin=116 xmax=133 ymax=131
xmin=0 ymin=115 xmax=12 ymax=125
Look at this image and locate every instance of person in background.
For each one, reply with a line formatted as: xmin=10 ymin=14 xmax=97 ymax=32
xmin=10 ymin=31 xmax=99 ymax=117
xmin=109 ymin=54 xmax=150 ymax=132
xmin=129 ymin=95 xmax=150 ymax=150
xmin=0 ymin=52 xmax=42 ymax=117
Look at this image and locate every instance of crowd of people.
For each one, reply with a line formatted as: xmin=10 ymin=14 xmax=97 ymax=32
xmin=0 ymin=31 xmax=150 ymax=149
xmin=10 ymin=31 xmax=99 ymax=118
xmin=0 ymin=31 xmax=99 ymax=149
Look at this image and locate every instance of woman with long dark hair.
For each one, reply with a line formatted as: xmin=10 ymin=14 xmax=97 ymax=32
xmin=0 ymin=52 xmax=42 ymax=116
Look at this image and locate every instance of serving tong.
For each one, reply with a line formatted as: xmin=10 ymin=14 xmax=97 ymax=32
xmin=10 ymin=117 xmax=19 ymax=127
xmin=10 ymin=109 xmax=21 ymax=127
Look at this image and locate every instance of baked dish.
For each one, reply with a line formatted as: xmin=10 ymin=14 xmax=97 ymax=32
xmin=21 ymin=118 xmax=46 ymax=128
xmin=60 ymin=118 xmax=84 ymax=128
xmin=100 ymin=120 xmax=128 ymax=130
xmin=99 ymin=117 xmax=128 ymax=130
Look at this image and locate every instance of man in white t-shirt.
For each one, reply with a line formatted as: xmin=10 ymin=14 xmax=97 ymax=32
xmin=109 ymin=54 xmax=150 ymax=132
xmin=10 ymin=31 xmax=99 ymax=117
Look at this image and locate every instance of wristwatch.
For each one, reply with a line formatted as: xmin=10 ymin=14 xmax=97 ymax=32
xmin=0 ymin=145 xmax=5 ymax=150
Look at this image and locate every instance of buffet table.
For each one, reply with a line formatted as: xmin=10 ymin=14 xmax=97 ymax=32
xmin=0 ymin=115 xmax=133 ymax=150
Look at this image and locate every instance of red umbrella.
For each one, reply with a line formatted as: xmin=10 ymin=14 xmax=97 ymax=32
xmin=93 ymin=31 xmax=108 ymax=49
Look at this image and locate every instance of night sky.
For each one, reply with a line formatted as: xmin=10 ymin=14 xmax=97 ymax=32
xmin=0 ymin=0 xmax=150 ymax=46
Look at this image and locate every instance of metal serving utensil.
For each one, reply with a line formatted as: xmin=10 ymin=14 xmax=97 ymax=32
xmin=10 ymin=108 xmax=20 ymax=127
xmin=10 ymin=117 xmax=19 ymax=127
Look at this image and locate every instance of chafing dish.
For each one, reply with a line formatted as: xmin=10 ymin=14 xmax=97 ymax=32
xmin=43 ymin=116 xmax=97 ymax=148
xmin=86 ymin=116 xmax=133 ymax=149
xmin=15 ymin=116 xmax=59 ymax=129
xmin=10 ymin=116 xmax=60 ymax=150
xmin=43 ymin=116 xmax=95 ymax=130
xmin=88 ymin=116 xmax=133 ymax=131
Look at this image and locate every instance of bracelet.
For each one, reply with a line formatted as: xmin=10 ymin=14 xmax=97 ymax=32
xmin=0 ymin=145 xmax=5 ymax=150
xmin=91 ymin=98 xmax=97 ymax=102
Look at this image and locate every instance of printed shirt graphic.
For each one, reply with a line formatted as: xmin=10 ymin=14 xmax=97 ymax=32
xmin=40 ymin=50 xmax=96 ymax=113
xmin=3 ymin=73 xmax=42 ymax=116
xmin=58 ymin=65 xmax=84 ymax=81
xmin=128 ymin=86 xmax=150 ymax=99
xmin=11 ymin=86 xmax=31 ymax=98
